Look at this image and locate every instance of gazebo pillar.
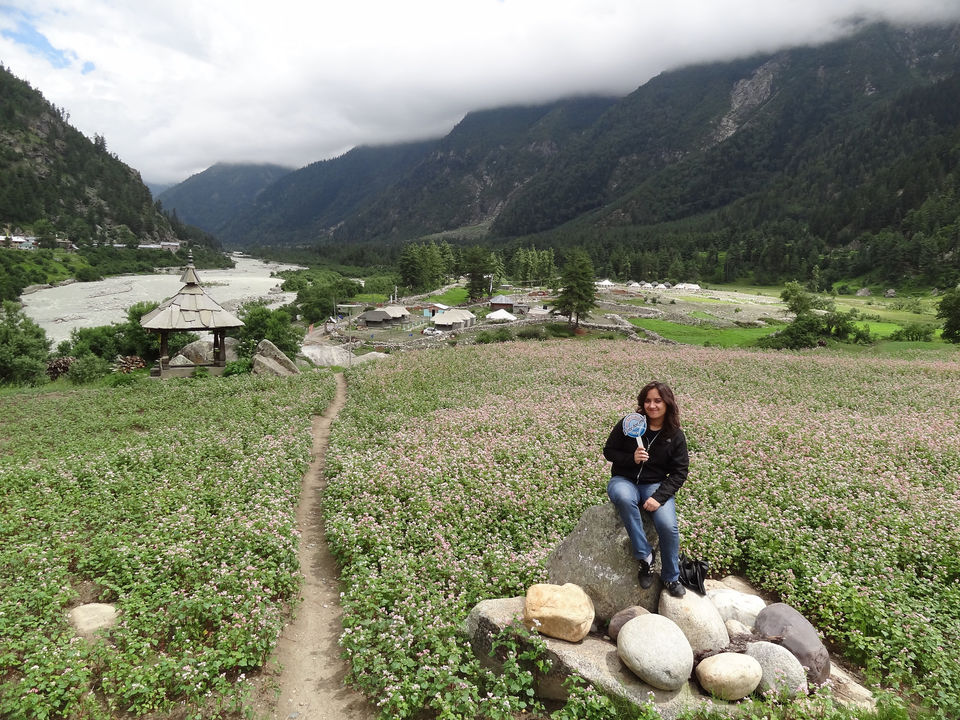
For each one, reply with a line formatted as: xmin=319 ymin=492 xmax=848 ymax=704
xmin=160 ymin=331 xmax=169 ymax=369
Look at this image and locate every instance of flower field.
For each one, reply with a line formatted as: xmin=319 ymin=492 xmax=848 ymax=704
xmin=325 ymin=340 xmax=960 ymax=718
xmin=0 ymin=372 xmax=337 ymax=719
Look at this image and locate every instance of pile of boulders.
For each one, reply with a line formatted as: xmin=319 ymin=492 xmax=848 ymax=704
xmin=466 ymin=503 xmax=873 ymax=719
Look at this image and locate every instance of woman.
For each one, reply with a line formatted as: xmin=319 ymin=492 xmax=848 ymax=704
xmin=604 ymin=380 xmax=688 ymax=597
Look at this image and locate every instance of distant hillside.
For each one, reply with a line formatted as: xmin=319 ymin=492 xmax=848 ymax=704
xmin=161 ymin=22 xmax=960 ymax=287
xmin=213 ymin=97 xmax=617 ymax=249
xmin=217 ymin=141 xmax=438 ymax=247
xmin=157 ymin=162 xmax=293 ymax=234
xmin=0 ymin=64 xmax=190 ymax=246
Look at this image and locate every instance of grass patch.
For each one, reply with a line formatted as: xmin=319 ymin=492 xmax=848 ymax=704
xmin=629 ymin=317 xmax=774 ymax=347
xmin=426 ymin=287 xmax=470 ymax=306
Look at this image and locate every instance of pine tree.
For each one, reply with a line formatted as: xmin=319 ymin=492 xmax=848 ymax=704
xmin=554 ymin=250 xmax=597 ymax=327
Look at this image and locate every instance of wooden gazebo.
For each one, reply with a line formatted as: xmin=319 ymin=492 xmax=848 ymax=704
xmin=140 ymin=261 xmax=243 ymax=378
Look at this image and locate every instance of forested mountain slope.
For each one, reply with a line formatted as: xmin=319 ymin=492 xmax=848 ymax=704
xmin=0 ymin=64 xmax=183 ymax=245
xmin=169 ymin=22 xmax=960 ymax=286
xmin=157 ymin=163 xmax=292 ymax=235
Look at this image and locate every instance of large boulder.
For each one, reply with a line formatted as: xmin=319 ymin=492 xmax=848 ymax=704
xmin=754 ymin=603 xmax=830 ymax=685
xmin=695 ymin=653 xmax=762 ymax=701
xmin=299 ymin=343 xmax=355 ymax=367
xmin=252 ymin=339 xmax=299 ymax=376
xmin=707 ymin=587 xmax=766 ymax=628
xmin=466 ymin=597 xmax=700 ymax=720
xmin=523 ymin=583 xmax=594 ymax=642
xmin=659 ymin=588 xmax=729 ymax=654
xmin=618 ymin=614 xmax=693 ymax=690
xmin=745 ymin=641 xmax=809 ymax=698
xmin=178 ymin=337 xmax=239 ymax=364
xmin=545 ymin=503 xmax=661 ymax=621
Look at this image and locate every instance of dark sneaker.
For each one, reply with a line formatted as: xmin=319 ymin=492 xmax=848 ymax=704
xmin=637 ymin=560 xmax=655 ymax=589
xmin=664 ymin=580 xmax=686 ymax=597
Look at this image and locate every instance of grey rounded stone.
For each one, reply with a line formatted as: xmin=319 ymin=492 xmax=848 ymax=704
xmin=659 ymin=587 xmax=729 ymax=654
xmin=745 ymin=641 xmax=809 ymax=698
xmin=617 ymin=614 xmax=693 ymax=690
xmin=707 ymin=587 xmax=766 ymax=627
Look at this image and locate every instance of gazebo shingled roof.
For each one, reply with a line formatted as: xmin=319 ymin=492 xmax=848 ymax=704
xmin=140 ymin=264 xmax=243 ymax=331
xmin=140 ymin=260 xmax=243 ymax=376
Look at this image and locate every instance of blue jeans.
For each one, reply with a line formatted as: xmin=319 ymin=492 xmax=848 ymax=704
xmin=607 ymin=475 xmax=680 ymax=583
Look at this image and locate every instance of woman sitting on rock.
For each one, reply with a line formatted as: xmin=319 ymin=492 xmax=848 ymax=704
xmin=604 ymin=380 xmax=689 ymax=598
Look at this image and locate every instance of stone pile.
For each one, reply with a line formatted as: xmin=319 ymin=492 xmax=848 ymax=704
xmin=466 ymin=503 xmax=874 ymax=719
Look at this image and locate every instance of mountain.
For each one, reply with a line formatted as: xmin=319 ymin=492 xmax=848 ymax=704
xmin=0 ymin=63 xmax=185 ymax=245
xmin=173 ymin=22 xmax=960 ymax=287
xmin=217 ymin=141 xmax=438 ymax=247
xmin=208 ymin=98 xmax=616 ymax=248
xmin=156 ymin=162 xmax=293 ymax=234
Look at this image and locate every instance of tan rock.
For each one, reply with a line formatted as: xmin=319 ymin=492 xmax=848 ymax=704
xmin=524 ymin=583 xmax=595 ymax=642
xmin=718 ymin=575 xmax=763 ymax=597
xmin=830 ymin=663 xmax=876 ymax=710
xmin=695 ymin=652 xmax=762 ymax=701
xmin=67 ymin=603 xmax=118 ymax=638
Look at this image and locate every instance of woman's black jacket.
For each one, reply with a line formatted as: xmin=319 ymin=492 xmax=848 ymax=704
xmin=603 ymin=419 xmax=689 ymax=506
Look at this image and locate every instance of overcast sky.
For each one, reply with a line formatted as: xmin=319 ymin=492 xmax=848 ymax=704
xmin=2 ymin=1 xmax=959 ymax=186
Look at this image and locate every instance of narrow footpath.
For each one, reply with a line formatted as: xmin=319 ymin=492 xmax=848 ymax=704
xmin=252 ymin=374 xmax=376 ymax=720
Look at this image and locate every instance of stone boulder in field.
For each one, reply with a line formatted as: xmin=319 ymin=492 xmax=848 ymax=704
xmin=524 ymin=583 xmax=594 ymax=642
xmin=546 ymin=502 xmax=661 ymax=621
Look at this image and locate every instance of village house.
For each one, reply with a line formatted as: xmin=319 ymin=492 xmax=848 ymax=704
xmin=433 ymin=308 xmax=476 ymax=331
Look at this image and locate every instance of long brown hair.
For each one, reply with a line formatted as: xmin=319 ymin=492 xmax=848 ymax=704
xmin=636 ymin=381 xmax=681 ymax=436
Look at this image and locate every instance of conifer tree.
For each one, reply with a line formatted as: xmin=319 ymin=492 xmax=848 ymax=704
xmin=555 ymin=250 xmax=597 ymax=327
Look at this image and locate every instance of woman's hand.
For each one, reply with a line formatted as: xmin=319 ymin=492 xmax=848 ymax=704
xmin=642 ymin=497 xmax=661 ymax=512
xmin=634 ymin=446 xmax=648 ymax=463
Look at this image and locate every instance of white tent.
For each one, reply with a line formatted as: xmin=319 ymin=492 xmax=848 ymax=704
xmin=486 ymin=308 xmax=517 ymax=323
xmin=595 ymin=279 xmax=615 ymax=287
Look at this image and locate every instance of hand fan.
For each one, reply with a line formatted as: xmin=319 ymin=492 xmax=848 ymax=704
xmin=621 ymin=412 xmax=647 ymax=447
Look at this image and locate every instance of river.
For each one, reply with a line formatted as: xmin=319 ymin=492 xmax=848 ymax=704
xmin=20 ymin=256 xmax=302 ymax=346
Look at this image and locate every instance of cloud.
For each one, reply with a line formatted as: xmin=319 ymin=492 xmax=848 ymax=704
xmin=1 ymin=0 xmax=959 ymax=184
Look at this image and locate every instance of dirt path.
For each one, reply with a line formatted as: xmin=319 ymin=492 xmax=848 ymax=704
xmin=252 ymin=374 xmax=376 ymax=720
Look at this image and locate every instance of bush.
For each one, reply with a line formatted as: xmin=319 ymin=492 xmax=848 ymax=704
xmin=756 ymin=313 xmax=823 ymax=349
xmin=67 ymin=353 xmax=110 ymax=384
xmin=545 ymin=322 xmax=576 ymax=338
xmin=492 ymin=328 xmax=513 ymax=343
xmin=236 ymin=302 xmax=303 ymax=358
xmin=516 ymin=325 xmax=546 ymax=341
xmin=105 ymin=371 xmax=143 ymax=388
xmin=0 ymin=301 xmax=50 ymax=386
xmin=223 ymin=358 xmax=252 ymax=376
xmin=474 ymin=330 xmax=493 ymax=344
xmin=888 ymin=322 xmax=935 ymax=342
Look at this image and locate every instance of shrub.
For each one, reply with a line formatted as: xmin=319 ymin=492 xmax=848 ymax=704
xmin=223 ymin=358 xmax=252 ymax=376
xmin=67 ymin=353 xmax=110 ymax=384
xmin=236 ymin=302 xmax=303 ymax=358
xmin=516 ymin=325 xmax=545 ymax=341
xmin=545 ymin=322 xmax=576 ymax=338
xmin=474 ymin=330 xmax=493 ymax=344
xmin=888 ymin=322 xmax=935 ymax=342
xmin=492 ymin=328 xmax=513 ymax=343
xmin=0 ymin=301 xmax=50 ymax=386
